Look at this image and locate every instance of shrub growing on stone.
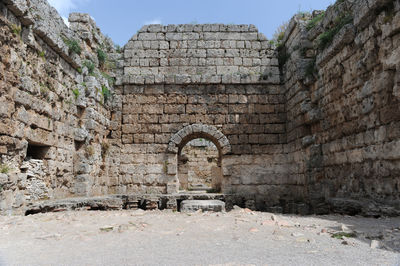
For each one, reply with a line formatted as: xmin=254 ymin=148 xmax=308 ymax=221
xmin=10 ymin=24 xmax=21 ymax=36
xmin=97 ymin=48 xmax=107 ymax=66
xmin=317 ymin=13 xmax=353 ymax=50
xmin=72 ymin=88 xmax=80 ymax=100
xmin=85 ymin=145 xmax=95 ymax=158
xmin=64 ymin=38 xmax=82 ymax=55
xmin=306 ymin=12 xmax=325 ymax=30
xmin=101 ymin=85 xmax=111 ymax=104
xmin=0 ymin=164 xmax=10 ymax=174
xmin=83 ymin=60 xmax=95 ymax=75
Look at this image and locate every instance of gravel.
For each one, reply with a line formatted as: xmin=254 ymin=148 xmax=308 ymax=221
xmin=0 ymin=209 xmax=399 ymax=266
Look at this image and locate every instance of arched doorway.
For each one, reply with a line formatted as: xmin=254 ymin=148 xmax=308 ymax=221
xmin=179 ymin=138 xmax=221 ymax=192
xmin=167 ymin=124 xmax=231 ymax=194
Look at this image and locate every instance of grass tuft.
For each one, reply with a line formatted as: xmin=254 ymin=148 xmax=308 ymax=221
xmin=317 ymin=13 xmax=353 ymax=50
xmin=0 ymin=164 xmax=10 ymax=174
xmin=306 ymin=12 xmax=325 ymax=31
xmin=331 ymin=232 xmax=356 ymax=239
xmin=101 ymin=85 xmax=111 ymax=104
xmin=83 ymin=60 xmax=95 ymax=75
xmin=63 ymin=38 xmax=82 ymax=55
xmin=72 ymin=88 xmax=80 ymax=100
xmin=97 ymin=48 xmax=107 ymax=66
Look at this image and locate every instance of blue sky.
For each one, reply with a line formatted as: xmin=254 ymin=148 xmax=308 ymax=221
xmin=48 ymin=0 xmax=335 ymax=46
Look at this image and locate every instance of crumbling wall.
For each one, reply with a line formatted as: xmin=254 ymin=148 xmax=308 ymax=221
xmin=1 ymin=0 xmax=399 ymax=216
xmin=281 ymin=0 xmax=400 ymax=215
xmin=0 ymin=0 xmax=121 ymax=214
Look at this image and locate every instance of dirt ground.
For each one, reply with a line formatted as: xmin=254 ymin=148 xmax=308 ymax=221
xmin=0 ymin=208 xmax=400 ymax=266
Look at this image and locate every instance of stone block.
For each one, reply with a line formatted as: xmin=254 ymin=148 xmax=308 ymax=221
xmin=180 ymin=200 xmax=226 ymax=212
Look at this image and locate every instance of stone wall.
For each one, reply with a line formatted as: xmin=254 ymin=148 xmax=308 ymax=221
xmin=179 ymin=139 xmax=219 ymax=190
xmin=0 ymin=0 xmax=121 ymax=214
xmin=122 ymin=24 xmax=280 ymax=85
xmin=115 ymin=25 xmax=299 ymax=209
xmin=1 ymin=0 xmax=399 ymax=216
xmin=281 ymin=0 xmax=400 ymax=215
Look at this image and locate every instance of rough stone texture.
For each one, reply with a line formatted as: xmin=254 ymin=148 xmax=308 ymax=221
xmin=0 ymin=0 xmax=400 ymax=216
xmin=0 ymin=0 xmax=121 ymax=214
xmin=180 ymin=200 xmax=226 ymax=212
xmin=281 ymin=0 xmax=400 ymax=215
xmin=123 ymin=24 xmax=279 ymax=85
xmin=179 ymin=139 xmax=220 ymax=191
xmin=25 ymin=193 xmax=229 ymax=214
xmin=118 ymin=85 xmax=290 ymax=202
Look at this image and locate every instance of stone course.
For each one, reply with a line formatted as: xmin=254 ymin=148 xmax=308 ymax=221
xmin=281 ymin=0 xmax=400 ymax=215
xmin=122 ymin=23 xmax=279 ymax=85
xmin=0 ymin=0 xmax=121 ymax=214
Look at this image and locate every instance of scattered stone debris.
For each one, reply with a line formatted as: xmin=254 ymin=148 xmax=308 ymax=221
xmin=99 ymin=226 xmax=114 ymax=232
xmin=370 ymin=240 xmax=381 ymax=249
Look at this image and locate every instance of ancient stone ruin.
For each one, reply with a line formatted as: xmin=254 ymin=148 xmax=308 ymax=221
xmin=0 ymin=0 xmax=399 ymax=216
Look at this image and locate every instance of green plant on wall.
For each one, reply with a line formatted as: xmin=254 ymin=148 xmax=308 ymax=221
xmin=101 ymin=71 xmax=115 ymax=87
xmin=0 ymin=163 xmax=10 ymax=174
xmin=40 ymin=83 xmax=50 ymax=97
xmin=83 ymin=60 xmax=95 ymax=75
xmin=306 ymin=11 xmax=325 ymax=30
xmin=38 ymin=50 xmax=46 ymax=59
xmin=97 ymin=48 xmax=107 ymax=66
xmin=10 ymin=24 xmax=22 ymax=36
xmin=72 ymin=88 xmax=80 ymax=100
xmin=115 ymin=44 xmax=122 ymax=53
xmin=101 ymin=85 xmax=111 ymax=104
xmin=272 ymin=21 xmax=288 ymax=46
xmin=317 ymin=12 xmax=353 ymax=50
xmin=63 ymin=38 xmax=82 ymax=55
xmin=85 ymin=145 xmax=95 ymax=158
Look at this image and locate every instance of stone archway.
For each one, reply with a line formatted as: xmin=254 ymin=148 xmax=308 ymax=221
xmin=167 ymin=124 xmax=231 ymax=156
xmin=167 ymin=124 xmax=231 ymax=193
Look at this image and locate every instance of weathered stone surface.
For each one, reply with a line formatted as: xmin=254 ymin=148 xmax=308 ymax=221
xmin=124 ymin=23 xmax=279 ymax=85
xmin=281 ymin=0 xmax=400 ymax=216
xmin=26 ymin=196 xmax=124 ymax=214
xmin=180 ymin=200 xmax=226 ymax=212
xmin=1 ymin=0 xmax=400 ymax=217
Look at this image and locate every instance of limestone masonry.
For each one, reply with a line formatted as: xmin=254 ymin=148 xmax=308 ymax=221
xmin=0 ymin=0 xmax=399 ymax=216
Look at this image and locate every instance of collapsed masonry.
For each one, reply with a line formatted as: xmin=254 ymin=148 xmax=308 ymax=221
xmin=0 ymin=0 xmax=399 ymax=216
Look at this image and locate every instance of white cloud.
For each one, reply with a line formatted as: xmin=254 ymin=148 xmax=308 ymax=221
xmin=144 ymin=18 xmax=162 ymax=25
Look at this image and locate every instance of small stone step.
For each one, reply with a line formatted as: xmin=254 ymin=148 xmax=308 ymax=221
xmin=180 ymin=200 xmax=225 ymax=212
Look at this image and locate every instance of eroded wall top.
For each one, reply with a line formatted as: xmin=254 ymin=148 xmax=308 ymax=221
xmin=122 ymin=24 xmax=280 ymax=85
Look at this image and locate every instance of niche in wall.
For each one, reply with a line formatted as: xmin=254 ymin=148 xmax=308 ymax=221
xmin=26 ymin=143 xmax=50 ymax=160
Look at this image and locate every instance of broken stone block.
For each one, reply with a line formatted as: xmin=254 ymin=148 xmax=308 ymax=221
xmin=180 ymin=200 xmax=225 ymax=212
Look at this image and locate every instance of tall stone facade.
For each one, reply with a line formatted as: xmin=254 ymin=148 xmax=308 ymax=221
xmin=0 ymin=0 xmax=122 ymax=213
xmin=282 ymin=0 xmax=400 ymax=215
xmin=0 ymin=0 xmax=399 ymax=216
